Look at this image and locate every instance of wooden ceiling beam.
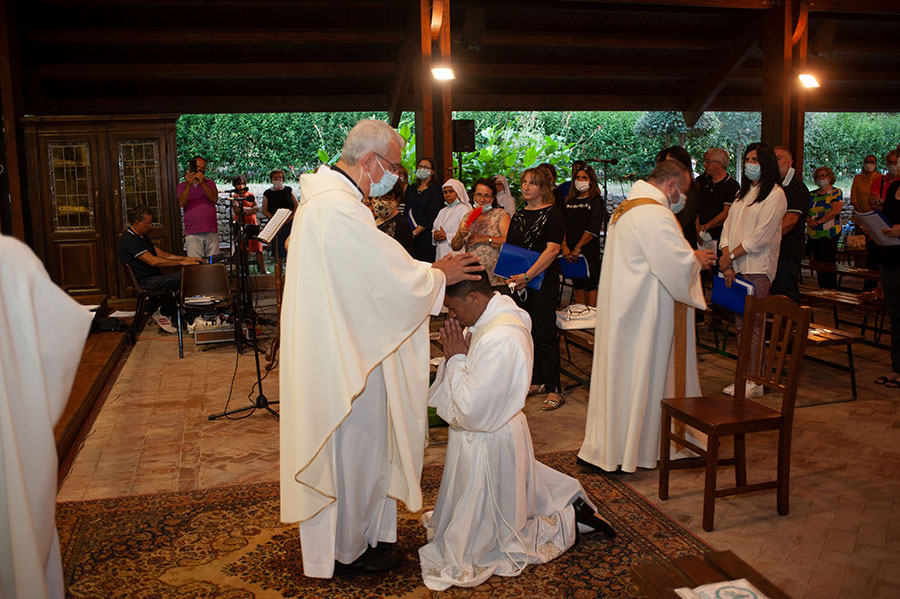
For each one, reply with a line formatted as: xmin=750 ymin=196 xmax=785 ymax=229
xmin=450 ymin=94 xmax=686 ymax=111
xmin=46 ymin=94 xmax=391 ymax=114
xmin=459 ymin=63 xmax=703 ymax=80
xmin=480 ymin=32 xmax=727 ymax=50
xmin=682 ymin=19 xmax=759 ymax=126
xmin=38 ymin=62 xmax=396 ymax=80
xmin=25 ymin=28 xmax=405 ymax=45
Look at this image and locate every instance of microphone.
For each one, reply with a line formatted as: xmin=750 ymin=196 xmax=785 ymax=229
xmin=585 ymin=158 xmax=619 ymax=165
xmin=219 ymin=188 xmax=253 ymax=195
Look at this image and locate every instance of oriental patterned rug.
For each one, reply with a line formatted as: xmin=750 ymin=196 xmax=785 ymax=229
xmin=57 ymin=450 xmax=711 ymax=598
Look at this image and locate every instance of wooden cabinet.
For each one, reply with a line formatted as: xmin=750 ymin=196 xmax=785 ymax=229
xmin=25 ymin=115 xmax=181 ymax=299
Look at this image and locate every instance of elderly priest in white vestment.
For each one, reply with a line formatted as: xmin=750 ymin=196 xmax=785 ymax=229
xmin=1 ymin=236 xmax=93 ymax=599
xmin=420 ymin=270 xmax=614 ymax=591
xmin=578 ymin=160 xmax=717 ymax=473
xmin=279 ymin=119 xmax=483 ymax=578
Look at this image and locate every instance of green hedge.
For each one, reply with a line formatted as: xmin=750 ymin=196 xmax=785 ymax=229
xmin=176 ymin=111 xmax=900 ymax=191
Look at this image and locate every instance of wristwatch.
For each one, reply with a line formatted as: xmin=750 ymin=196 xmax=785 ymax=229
xmin=729 ymin=251 xmax=736 ymax=261
xmin=489 ymin=236 xmax=493 ymax=244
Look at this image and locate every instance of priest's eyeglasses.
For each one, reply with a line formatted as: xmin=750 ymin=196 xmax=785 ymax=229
xmin=374 ymin=152 xmax=402 ymax=174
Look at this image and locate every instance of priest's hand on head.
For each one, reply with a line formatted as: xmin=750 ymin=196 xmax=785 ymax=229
xmin=440 ymin=317 xmax=471 ymax=358
xmin=433 ymin=252 xmax=485 ymax=285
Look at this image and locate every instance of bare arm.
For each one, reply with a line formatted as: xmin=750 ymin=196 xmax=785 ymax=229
xmin=261 ymin=196 xmax=272 ymax=219
xmin=781 ymin=212 xmax=800 ymax=236
xmin=139 ymin=248 xmax=202 ymax=267
xmin=177 ymin=179 xmax=192 ymax=208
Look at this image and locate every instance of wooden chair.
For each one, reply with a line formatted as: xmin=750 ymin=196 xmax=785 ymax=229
xmin=659 ymin=295 xmax=812 ymax=531
xmin=123 ymin=263 xmax=174 ymax=344
xmin=176 ymin=263 xmax=233 ymax=358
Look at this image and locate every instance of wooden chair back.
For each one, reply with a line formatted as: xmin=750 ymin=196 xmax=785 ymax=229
xmin=180 ymin=263 xmax=231 ymax=301
xmin=734 ymin=295 xmax=812 ymax=420
xmin=124 ymin=262 xmax=146 ymax=294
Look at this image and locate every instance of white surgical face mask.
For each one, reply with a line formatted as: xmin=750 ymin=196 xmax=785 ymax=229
xmin=367 ymin=158 xmax=399 ymax=197
xmin=864 ymin=163 xmax=876 ymax=173
xmin=669 ymin=186 xmax=686 ymax=214
xmin=574 ymin=180 xmax=590 ymax=193
xmin=815 ymin=178 xmax=830 ymax=189
xmin=415 ymin=167 xmax=432 ymax=180
xmin=272 ymin=179 xmax=284 ymax=190
xmin=744 ymin=163 xmax=761 ymax=181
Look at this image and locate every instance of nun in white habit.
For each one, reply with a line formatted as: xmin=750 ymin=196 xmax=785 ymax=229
xmin=432 ymin=179 xmax=473 ymax=260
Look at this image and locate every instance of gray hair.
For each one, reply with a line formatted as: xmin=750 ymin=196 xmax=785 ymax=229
xmin=705 ymin=147 xmax=729 ymax=166
xmin=341 ymin=119 xmax=405 ymax=166
xmin=648 ymin=158 xmax=689 ymax=184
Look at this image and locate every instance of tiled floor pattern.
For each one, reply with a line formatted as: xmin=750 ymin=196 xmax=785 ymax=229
xmin=58 ymin=308 xmax=900 ymax=598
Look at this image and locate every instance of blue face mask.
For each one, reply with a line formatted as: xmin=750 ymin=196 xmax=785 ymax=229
xmin=670 ymin=192 xmax=687 ymax=214
xmin=481 ymin=204 xmax=493 ymax=212
xmin=744 ymin=163 xmax=762 ymax=181
xmin=367 ymin=157 xmax=399 ymax=198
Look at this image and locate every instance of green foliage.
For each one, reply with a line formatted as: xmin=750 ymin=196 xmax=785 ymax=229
xmin=176 ymin=110 xmax=900 ymax=198
xmin=803 ymin=112 xmax=900 ymax=181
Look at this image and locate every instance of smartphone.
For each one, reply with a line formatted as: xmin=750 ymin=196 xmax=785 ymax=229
xmin=189 ymin=158 xmax=198 ymax=173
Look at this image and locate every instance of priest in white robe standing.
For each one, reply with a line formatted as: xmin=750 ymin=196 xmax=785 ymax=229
xmin=279 ymin=119 xmax=483 ymax=578
xmin=421 ymin=271 xmax=614 ymax=590
xmin=1 ymin=236 xmax=93 ymax=599
xmin=578 ymin=160 xmax=716 ymax=473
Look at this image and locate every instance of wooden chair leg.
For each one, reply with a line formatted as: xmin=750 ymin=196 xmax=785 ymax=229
xmin=659 ymin=406 xmax=672 ymax=500
xmin=702 ymin=432 xmax=719 ymax=532
xmin=177 ymin=307 xmax=184 ymax=359
xmin=131 ymin=294 xmax=145 ymax=344
xmin=734 ymin=433 xmax=747 ymax=488
xmin=777 ymin=428 xmax=791 ymax=516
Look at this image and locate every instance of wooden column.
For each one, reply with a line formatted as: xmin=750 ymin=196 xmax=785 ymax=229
xmin=760 ymin=0 xmax=793 ymax=148
xmin=0 ymin=0 xmax=27 ymax=241
xmin=789 ymin=0 xmax=809 ymax=175
xmin=413 ymin=0 xmax=453 ymax=179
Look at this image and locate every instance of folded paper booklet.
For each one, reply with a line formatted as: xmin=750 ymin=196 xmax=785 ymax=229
xmin=851 ymin=210 xmax=899 ymax=247
xmin=711 ymin=273 xmax=755 ymax=315
xmin=494 ymin=244 xmax=545 ymax=290
xmin=256 ymin=208 xmax=293 ymax=244
xmin=675 ymin=578 xmax=768 ymax=599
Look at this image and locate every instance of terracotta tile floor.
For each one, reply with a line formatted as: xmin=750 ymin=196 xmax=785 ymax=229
xmin=58 ymin=301 xmax=900 ymax=598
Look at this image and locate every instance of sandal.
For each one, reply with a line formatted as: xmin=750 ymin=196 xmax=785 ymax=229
xmin=874 ymin=376 xmax=892 ymax=385
xmin=885 ymin=379 xmax=900 ymax=389
xmin=528 ymin=384 xmax=545 ymax=397
xmin=542 ymin=393 xmax=565 ymax=411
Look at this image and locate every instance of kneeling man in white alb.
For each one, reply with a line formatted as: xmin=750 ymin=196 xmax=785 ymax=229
xmin=419 ymin=270 xmax=614 ymax=591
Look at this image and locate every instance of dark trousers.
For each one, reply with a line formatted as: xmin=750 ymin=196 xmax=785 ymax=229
xmin=865 ymin=238 xmax=880 ymax=290
xmin=770 ymin=260 xmax=801 ymax=304
xmin=807 ymin=236 xmax=839 ymax=289
xmin=140 ymin=273 xmax=181 ymax=317
xmin=514 ymin=278 xmax=561 ymax=393
xmin=879 ymin=263 xmax=900 ymax=374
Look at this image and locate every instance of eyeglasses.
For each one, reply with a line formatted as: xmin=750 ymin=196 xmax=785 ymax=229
xmin=374 ymin=152 xmax=401 ymax=174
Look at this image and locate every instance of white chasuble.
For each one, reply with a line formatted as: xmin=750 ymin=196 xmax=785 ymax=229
xmin=579 ymin=180 xmax=706 ymax=473
xmin=0 ymin=236 xmax=92 ymax=599
xmin=421 ymin=294 xmax=590 ymax=590
xmin=280 ymin=166 xmax=445 ymax=525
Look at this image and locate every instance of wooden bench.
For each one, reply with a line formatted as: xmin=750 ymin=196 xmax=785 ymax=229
xmin=805 ymin=325 xmax=864 ymax=401
xmin=632 ymin=550 xmax=792 ymax=599
xmin=558 ymin=327 xmax=594 ymax=388
xmin=798 ymin=284 xmax=886 ymax=344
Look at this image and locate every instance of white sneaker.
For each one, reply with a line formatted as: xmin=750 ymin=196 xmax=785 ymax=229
xmin=151 ymin=309 xmax=177 ymax=334
xmin=723 ymin=381 xmax=764 ymax=398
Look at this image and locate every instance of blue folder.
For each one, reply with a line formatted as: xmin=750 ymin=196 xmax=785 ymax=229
xmin=711 ymin=273 xmax=755 ymax=315
xmin=494 ymin=244 xmax=545 ymax=290
xmin=559 ymin=255 xmax=590 ymax=280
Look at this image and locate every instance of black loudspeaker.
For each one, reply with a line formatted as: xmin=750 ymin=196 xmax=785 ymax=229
xmin=452 ymin=119 xmax=476 ymax=152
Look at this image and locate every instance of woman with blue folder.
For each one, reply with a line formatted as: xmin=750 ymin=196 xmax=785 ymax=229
xmin=507 ymin=168 xmax=566 ymax=411
xmin=560 ymin=164 xmax=608 ymax=307
xmin=718 ymin=142 xmax=787 ymax=399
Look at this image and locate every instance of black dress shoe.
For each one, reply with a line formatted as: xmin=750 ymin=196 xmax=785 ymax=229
xmin=573 ymin=497 xmax=616 ymax=539
xmin=373 ymin=541 xmax=395 ymax=553
xmin=333 ymin=545 xmax=402 ymax=576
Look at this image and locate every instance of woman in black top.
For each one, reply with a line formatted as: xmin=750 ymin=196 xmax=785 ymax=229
xmin=874 ymin=178 xmax=900 ymax=387
xmin=507 ymin=167 xmax=566 ymax=410
xmin=262 ymin=168 xmax=299 ymax=261
xmin=560 ymin=164 xmax=607 ymax=307
xmin=404 ymin=157 xmax=444 ymax=262
xmin=373 ymin=180 xmax=413 ymax=255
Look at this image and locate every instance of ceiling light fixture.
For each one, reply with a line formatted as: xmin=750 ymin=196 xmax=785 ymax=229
xmin=431 ymin=66 xmax=455 ymax=81
xmin=798 ymin=73 xmax=820 ymax=88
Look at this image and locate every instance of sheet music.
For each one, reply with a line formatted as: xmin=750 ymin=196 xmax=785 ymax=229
xmin=257 ymin=208 xmax=292 ymax=243
xmin=852 ymin=211 xmax=900 ymax=246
